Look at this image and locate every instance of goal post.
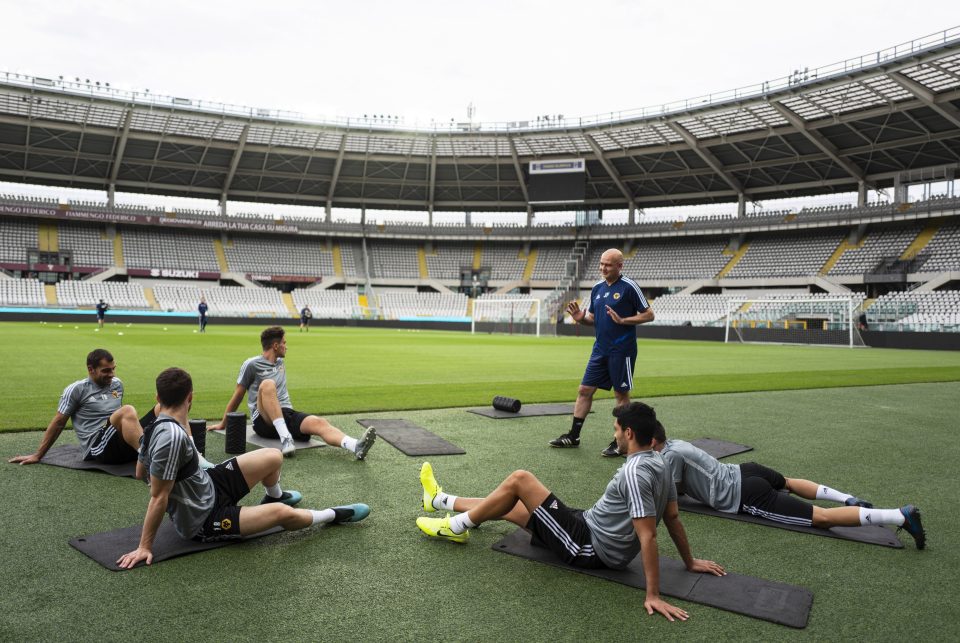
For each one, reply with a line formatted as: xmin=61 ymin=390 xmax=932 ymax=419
xmin=724 ymin=296 xmax=864 ymax=347
xmin=471 ymin=298 xmax=542 ymax=336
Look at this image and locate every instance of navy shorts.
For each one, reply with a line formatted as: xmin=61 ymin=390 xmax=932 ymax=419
xmin=581 ymin=349 xmax=637 ymax=393
xmin=738 ymin=462 xmax=814 ymax=526
xmin=525 ymin=493 xmax=606 ymax=569
xmin=194 ymin=458 xmax=251 ymax=542
xmin=85 ymin=420 xmax=138 ymax=464
xmin=252 ymin=407 xmax=312 ymax=442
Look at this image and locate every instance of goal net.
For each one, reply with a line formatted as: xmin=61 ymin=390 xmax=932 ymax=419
xmin=724 ymin=296 xmax=865 ymax=347
xmin=471 ymin=298 xmax=542 ymax=336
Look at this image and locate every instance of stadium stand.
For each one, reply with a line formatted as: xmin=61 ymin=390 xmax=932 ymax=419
xmin=121 ymin=228 xmax=220 ymax=272
xmin=377 ymin=291 xmax=468 ymax=319
xmin=0 ymin=219 xmax=38 ymax=263
xmin=0 ymin=277 xmax=46 ymax=306
xmin=531 ymin=244 xmax=573 ymax=280
xmin=291 ymin=288 xmax=362 ymax=318
xmin=915 ymin=223 xmax=960 ymax=273
xmin=55 ymin=281 xmax=149 ymax=309
xmin=867 ymin=290 xmax=960 ymax=329
xmin=585 ymin=238 xmax=730 ymax=280
xmin=828 ymin=225 xmax=922 ymax=275
xmin=725 ymin=231 xmax=841 ymax=278
xmin=152 ymin=284 xmax=287 ymax=317
xmin=424 ymin=243 xmax=473 ymax=280
xmin=222 ymin=235 xmax=333 ymax=276
xmin=58 ymin=223 xmax=114 ymax=268
xmin=647 ymin=293 xmax=729 ymax=326
xmin=368 ymin=242 xmax=421 ymax=278
xmin=483 ymin=244 xmax=527 ymax=280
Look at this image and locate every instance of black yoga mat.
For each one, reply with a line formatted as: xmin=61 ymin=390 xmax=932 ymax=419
xmin=40 ymin=444 xmax=136 ymax=478
xmin=69 ymin=520 xmax=283 ymax=571
xmin=467 ymin=403 xmax=581 ymax=419
xmin=676 ymin=495 xmax=903 ymax=548
xmin=493 ymin=528 xmax=812 ymax=628
xmin=690 ymin=438 xmax=753 ymax=460
xmin=355 ymin=419 xmax=464 ymax=456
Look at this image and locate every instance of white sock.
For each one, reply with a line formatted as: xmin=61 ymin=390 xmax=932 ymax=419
xmin=189 ymin=436 xmax=215 ymax=469
xmin=433 ymin=492 xmax=457 ymax=512
xmin=272 ymin=418 xmax=293 ymax=441
xmin=860 ymin=507 xmax=904 ymax=526
xmin=341 ymin=435 xmax=358 ymax=453
xmin=816 ymin=485 xmax=853 ymax=504
xmin=311 ymin=509 xmax=335 ymax=525
xmin=448 ymin=512 xmax=477 ymax=534
xmin=264 ymin=482 xmax=283 ymax=499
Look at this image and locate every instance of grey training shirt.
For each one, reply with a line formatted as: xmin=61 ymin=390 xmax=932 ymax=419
xmin=583 ymin=449 xmax=677 ymax=569
xmin=139 ymin=414 xmax=215 ymax=539
xmin=57 ymin=377 xmax=124 ymax=457
xmin=237 ymin=355 xmax=291 ymax=420
xmin=660 ymin=439 xmax=742 ymax=513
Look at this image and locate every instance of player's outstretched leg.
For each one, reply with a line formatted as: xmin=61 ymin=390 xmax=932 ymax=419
xmin=785 ymin=477 xmax=873 ymax=508
xmin=301 ymin=416 xmax=377 ymax=460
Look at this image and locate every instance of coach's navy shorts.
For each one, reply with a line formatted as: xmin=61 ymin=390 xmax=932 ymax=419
xmin=581 ymin=349 xmax=637 ymax=393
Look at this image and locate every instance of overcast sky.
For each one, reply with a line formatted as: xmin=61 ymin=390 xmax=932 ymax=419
xmin=0 ymin=2 xmax=957 ymax=218
xmin=2 ymin=1 xmax=957 ymax=125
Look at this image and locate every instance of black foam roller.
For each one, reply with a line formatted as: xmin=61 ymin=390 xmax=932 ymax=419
xmin=492 ymin=396 xmax=522 ymax=413
xmin=188 ymin=419 xmax=206 ymax=456
xmin=225 ymin=412 xmax=247 ymax=454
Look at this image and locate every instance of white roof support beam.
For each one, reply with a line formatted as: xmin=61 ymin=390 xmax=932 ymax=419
xmin=220 ymin=123 xmax=249 ymax=215
xmin=666 ymin=121 xmax=744 ymax=195
xmin=585 ymin=134 xmax=636 ymax=209
xmin=107 ymin=108 xmax=133 ymax=207
xmin=428 ymin=137 xmax=437 ymax=225
xmin=325 ymin=133 xmax=347 ymax=217
xmin=507 ymin=136 xmax=531 ymax=206
xmin=887 ymin=71 xmax=960 ymax=130
xmin=771 ymin=102 xmax=868 ymax=184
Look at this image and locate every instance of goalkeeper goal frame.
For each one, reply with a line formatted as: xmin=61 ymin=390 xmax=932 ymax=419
xmin=724 ymin=296 xmax=862 ymax=347
xmin=471 ymin=298 xmax=542 ymax=337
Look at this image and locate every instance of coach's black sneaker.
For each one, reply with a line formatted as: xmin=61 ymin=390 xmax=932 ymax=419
xmin=549 ymin=433 xmax=580 ymax=448
xmin=600 ymin=440 xmax=621 ymax=458
xmin=260 ymin=490 xmax=303 ymax=507
xmin=898 ymin=505 xmax=926 ymax=550
xmin=844 ymin=496 xmax=874 ymax=508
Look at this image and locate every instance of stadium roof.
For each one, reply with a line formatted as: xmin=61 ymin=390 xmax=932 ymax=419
xmin=1 ymin=28 xmax=959 ymax=212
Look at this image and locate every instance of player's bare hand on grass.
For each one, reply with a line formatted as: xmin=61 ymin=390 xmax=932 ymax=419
xmin=566 ymin=301 xmax=585 ymax=322
xmin=8 ymin=453 xmax=41 ymax=465
xmin=208 ymin=422 xmax=224 ymax=431
xmin=688 ymin=558 xmax=726 ymax=576
xmin=117 ymin=547 xmax=152 ymax=569
xmin=645 ymin=596 xmax=689 ymax=621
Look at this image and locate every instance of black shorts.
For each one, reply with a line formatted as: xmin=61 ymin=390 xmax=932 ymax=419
xmin=252 ymin=408 xmax=312 ymax=442
xmin=85 ymin=421 xmax=138 ymax=464
xmin=525 ymin=493 xmax=606 ymax=569
xmin=738 ymin=462 xmax=813 ymax=526
xmin=194 ymin=458 xmax=251 ymax=542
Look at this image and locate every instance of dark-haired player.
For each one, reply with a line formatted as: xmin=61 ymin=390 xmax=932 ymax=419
xmin=9 ymin=348 xmax=142 ymax=465
xmin=651 ymin=425 xmax=926 ymax=549
xmin=211 ymin=326 xmax=376 ymax=459
xmin=117 ymin=367 xmax=368 ymax=569
xmin=299 ymin=305 xmax=312 ymax=332
xmin=416 ymin=402 xmax=724 ymax=622
xmin=96 ymin=299 xmax=109 ymax=329
xmin=550 ymin=248 xmax=654 ymax=457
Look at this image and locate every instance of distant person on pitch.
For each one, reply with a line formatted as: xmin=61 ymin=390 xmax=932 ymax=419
xmin=8 ymin=348 xmax=142 ymax=466
xmin=651 ymin=425 xmax=926 ymax=549
xmin=117 ymin=367 xmax=369 ymax=569
xmin=550 ymin=248 xmax=654 ymax=456
xmin=210 ymin=326 xmax=377 ymax=459
xmin=300 ymin=305 xmax=312 ymax=332
xmin=416 ymin=402 xmax=724 ymax=622
xmin=96 ymin=299 xmax=109 ymax=329
xmin=198 ymin=298 xmax=208 ymax=333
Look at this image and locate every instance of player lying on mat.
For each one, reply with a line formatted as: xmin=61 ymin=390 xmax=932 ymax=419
xmin=416 ymin=402 xmax=725 ymax=622
xmin=117 ymin=367 xmax=369 ymax=569
xmin=210 ymin=326 xmax=376 ymax=459
xmin=9 ymin=348 xmax=143 ymax=467
xmin=650 ymin=425 xmax=926 ymax=549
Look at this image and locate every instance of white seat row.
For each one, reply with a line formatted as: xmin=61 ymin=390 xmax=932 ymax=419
xmin=290 ymin=288 xmax=362 ymax=318
xmin=0 ymin=278 xmax=46 ymax=306
xmin=377 ymin=291 xmax=468 ymax=318
xmin=56 ymin=281 xmax=149 ymax=308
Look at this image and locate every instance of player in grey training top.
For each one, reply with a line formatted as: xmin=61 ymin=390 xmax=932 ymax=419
xmin=211 ymin=326 xmax=376 ymax=460
xmin=118 ymin=367 xmax=370 ymax=569
xmin=415 ymin=402 xmax=725 ymax=622
xmin=651 ymin=426 xmax=926 ymax=549
xmin=9 ymin=348 xmax=143 ymax=466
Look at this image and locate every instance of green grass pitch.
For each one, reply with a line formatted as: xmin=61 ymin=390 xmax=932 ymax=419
xmin=1 ymin=321 xmax=958 ymax=640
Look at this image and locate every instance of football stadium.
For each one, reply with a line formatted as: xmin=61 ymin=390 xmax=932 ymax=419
xmin=2 ymin=9 xmax=960 ymax=641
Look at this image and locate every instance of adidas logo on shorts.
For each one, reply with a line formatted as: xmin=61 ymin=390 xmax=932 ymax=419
xmin=225 ymin=462 xmax=234 ymax=471
xmin=549 ymin=499 xmax=559 ymax=510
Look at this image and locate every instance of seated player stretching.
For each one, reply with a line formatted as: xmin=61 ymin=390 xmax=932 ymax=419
xmin=651 ymin=425 xmax=926 ymax=549
xmin=210 ymin=326 xmax=376 ymax=459
xmin=118 ymin=367 xmax=369 ymax=569
xmin=9 ymin=349 xmax=142 ymax=466
xmin=416 ymin=402 xmax=725 ymax=622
